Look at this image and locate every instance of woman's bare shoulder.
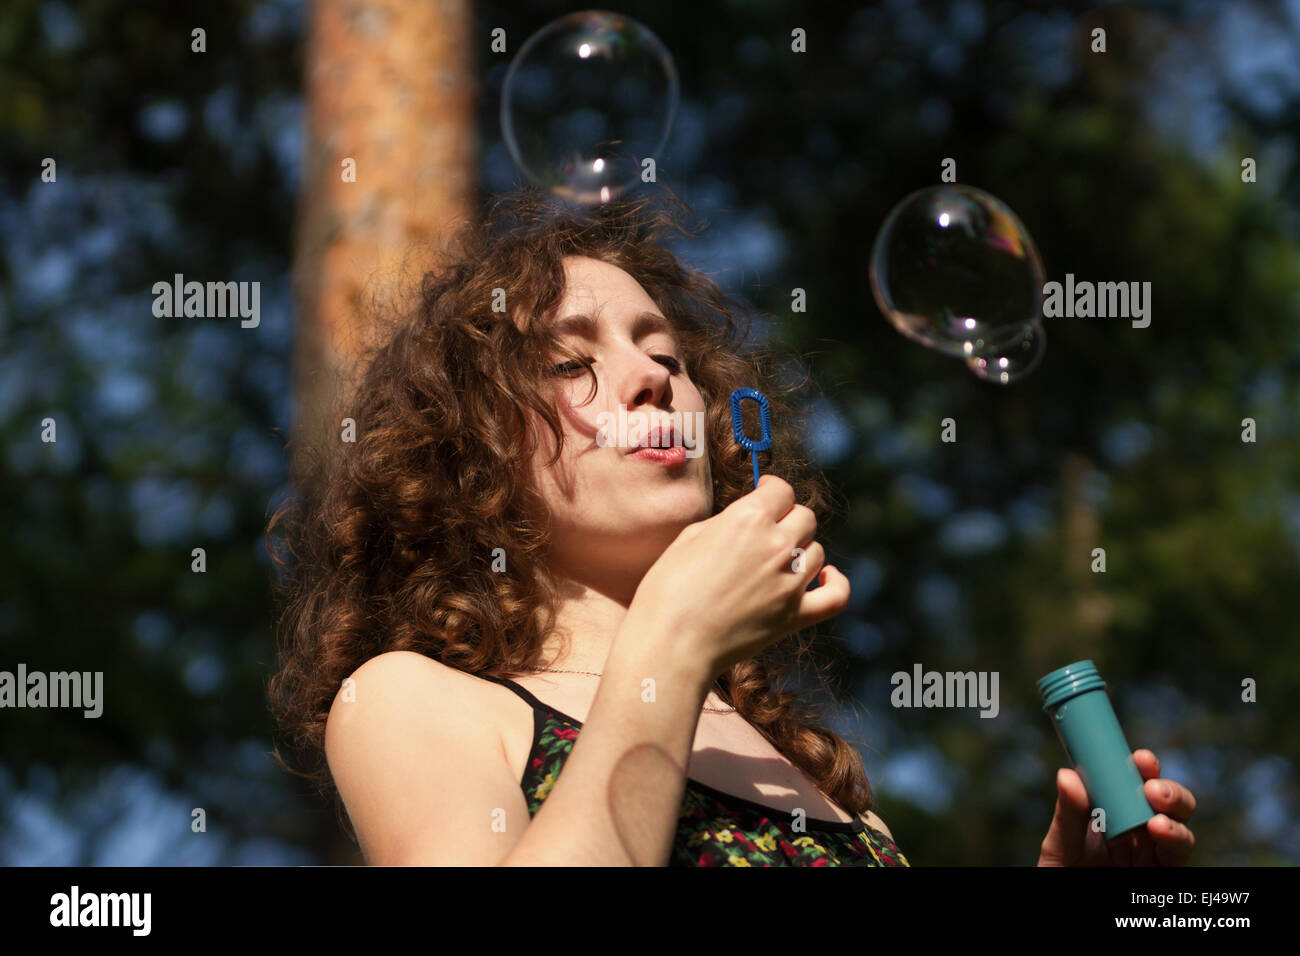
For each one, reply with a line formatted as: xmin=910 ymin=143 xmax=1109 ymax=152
xmin=338 ymin=649 xmax=459 ymax=690
xmin=321 ymin=650 xmax=529 ymax=865
xmin=861 ymin=809 xmax=895 ymax=842
xmin=325 ymin=651 xmax=498 ymax=738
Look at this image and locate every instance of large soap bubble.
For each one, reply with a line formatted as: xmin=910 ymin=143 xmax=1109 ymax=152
xmin=501 ymin=11 xmax=678 ymax=205
xmin=870 ymin=184 xmax=1046 ymax=360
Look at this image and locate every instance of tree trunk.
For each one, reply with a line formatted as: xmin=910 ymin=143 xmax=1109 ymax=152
xmin=291 ymin=0 xmax=477 ymax=474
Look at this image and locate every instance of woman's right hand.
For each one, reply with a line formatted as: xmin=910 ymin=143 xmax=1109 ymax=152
xmin=628 ymin=474 xmax=851 ymax=680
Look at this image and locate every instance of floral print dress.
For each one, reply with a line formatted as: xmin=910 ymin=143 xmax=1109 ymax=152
xmin=479 ymin=674 xmax=910 ymax=867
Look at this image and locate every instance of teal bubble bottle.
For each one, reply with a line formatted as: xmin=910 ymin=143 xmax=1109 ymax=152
xmin=1036 ymin=660 xmax=1154 ymax=840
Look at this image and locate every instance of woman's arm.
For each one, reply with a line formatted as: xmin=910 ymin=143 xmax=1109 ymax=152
xmin=325 ymin=650 xmax=531 ymax=865
xmin=325 ymin=614 xmax=714 ymax=866
xmin=500 ymin=612 xmax=714 ymax=866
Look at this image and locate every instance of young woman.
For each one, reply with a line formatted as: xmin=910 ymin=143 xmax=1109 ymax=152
xmin=267 ymin=188 xmax=1197 ymax=867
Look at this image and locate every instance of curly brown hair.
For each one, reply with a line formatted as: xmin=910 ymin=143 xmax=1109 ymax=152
xmin=266 ymin=185 xmax=877 ymax=845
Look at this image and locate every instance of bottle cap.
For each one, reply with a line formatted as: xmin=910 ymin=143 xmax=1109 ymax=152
xmin=1036 ymin=659 xmax=1107 ymax=711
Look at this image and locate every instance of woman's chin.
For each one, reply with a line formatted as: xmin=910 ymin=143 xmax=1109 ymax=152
xmin=631 ymin=509 xmax=709 ymax=548
xmin=638 ymin=486 xmax=712 ymax=524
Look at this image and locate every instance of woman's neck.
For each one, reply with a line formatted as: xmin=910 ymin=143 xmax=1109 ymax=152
xmin=538 ymin=572 xmax=640 ymax=673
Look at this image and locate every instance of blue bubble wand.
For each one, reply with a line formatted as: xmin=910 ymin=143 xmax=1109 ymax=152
xmin=729 ymin=388 xmax=772 ymax=489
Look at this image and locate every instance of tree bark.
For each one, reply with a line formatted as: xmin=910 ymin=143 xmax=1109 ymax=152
xmin=291 ymin=0 xmax=477 ymax=475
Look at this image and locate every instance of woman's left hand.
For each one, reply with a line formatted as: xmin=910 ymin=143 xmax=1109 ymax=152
xmin=1037 ymin=749 xmax=1196 ymax=866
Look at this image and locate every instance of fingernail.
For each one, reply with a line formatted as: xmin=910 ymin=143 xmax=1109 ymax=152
xmin=1160 ymin=783 xmax=1171 ymax=800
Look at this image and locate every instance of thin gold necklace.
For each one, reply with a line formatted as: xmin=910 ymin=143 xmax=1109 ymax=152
xmin=521 ymin=666 xmax=737 ymax=714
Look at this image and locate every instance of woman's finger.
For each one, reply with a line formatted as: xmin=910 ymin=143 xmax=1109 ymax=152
xmin=1040 ymin=768 xmax=1092 ymax=866
xmin=1145 ymin=777 xmax=1197 ymax=823
xmin=793 ymin=540 xmax=826 ymax=585
xmin=1132 ymin=748 xmax=1161 ymax=780
xmin=1148 ymin=813 xmax=1196 ymax=866
xmin=794 ymin=563 xmax=849 ymax=629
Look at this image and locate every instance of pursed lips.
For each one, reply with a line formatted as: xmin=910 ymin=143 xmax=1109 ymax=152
xmin=624 ymin=422 xmax=678 ymax=454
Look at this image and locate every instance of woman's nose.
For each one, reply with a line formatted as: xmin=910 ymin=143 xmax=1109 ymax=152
xmin=619 ymin=351 xmax=672 ymax=409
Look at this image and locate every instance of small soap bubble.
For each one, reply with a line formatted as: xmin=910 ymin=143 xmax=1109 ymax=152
xmin=501 ymin=11 xmax=678 ymax=205
xmin=870 ymin=185 xmax=1046 ymax=358
xmin=965 ymin=319 xmax=1046 ymax=385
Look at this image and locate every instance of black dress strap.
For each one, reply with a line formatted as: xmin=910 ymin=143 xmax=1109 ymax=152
xmin=477 ymin=672 xmax=550 ymax=712
xmin=476 ymin=672 xmax=584 ymax=727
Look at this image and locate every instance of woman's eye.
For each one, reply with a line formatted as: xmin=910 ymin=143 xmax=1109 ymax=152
xmin=551 ymin=356 xmax=680 ymax=375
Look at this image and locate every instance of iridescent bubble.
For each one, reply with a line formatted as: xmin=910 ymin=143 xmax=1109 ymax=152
xmin=965 ymin=319 xmax=1046 ymax=385
xmin=870 ymin=185 xmax=1046 ymax=358
xmin=501 ymin=11 xmax=679 ymax=205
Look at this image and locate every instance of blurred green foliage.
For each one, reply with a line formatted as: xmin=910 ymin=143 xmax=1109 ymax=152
xmin=0 ymin=0 xmax=1296 ymax=864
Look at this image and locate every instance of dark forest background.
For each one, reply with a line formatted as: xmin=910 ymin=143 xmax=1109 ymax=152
xmin=1 ymin=0 xmax=1297 ymax=864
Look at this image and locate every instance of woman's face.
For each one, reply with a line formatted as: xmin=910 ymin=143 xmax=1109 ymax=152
xmin=527 ymin=255 xmax=714 ymax=582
